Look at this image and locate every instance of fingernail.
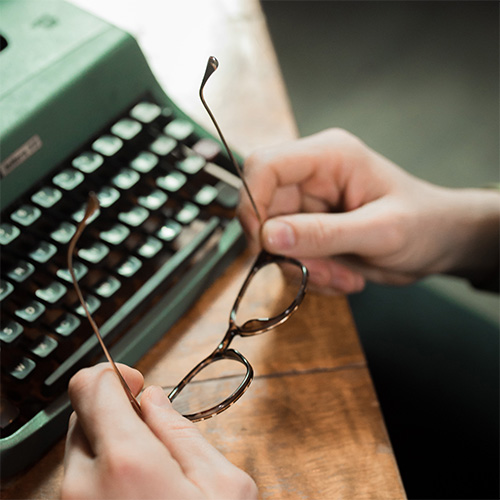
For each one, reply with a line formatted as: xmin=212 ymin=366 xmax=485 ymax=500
xmin=263 ymin=220 xmax=296 ymax=251
xmin=146 ymin=385 xmax=171 ymax=408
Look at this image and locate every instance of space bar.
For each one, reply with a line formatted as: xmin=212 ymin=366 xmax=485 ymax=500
xmin=44 ymin=216 xmax=221 ymax=390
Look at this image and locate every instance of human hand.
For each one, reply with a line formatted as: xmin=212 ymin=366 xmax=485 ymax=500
xmin=239 ymin=128 xmax=499 ymax=293
xmin=62 ymin=363 xmax=257 ymax=500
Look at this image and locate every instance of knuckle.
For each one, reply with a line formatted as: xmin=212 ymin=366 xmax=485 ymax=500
xmin=322 ymin=127 xmax=359 ymax=146
xmin=67 ymin=367 xmax=93 ymax=401
xmin=213 ymin=467 xmax=258 ymax=499
xmin=101 ymin=445 xmax=146 ymax=483
xmin=60 ymin=479 xmax=87 ymax=500
xmin=320 ymin=128 xmax=368 ymax=162
xmin=245 ymin=144 xmax=285 ymax=180
xmin=308 ymin=217 xmax=335 ymax=250
xmin=237 ymin=472 xmax=259 ymax=498
xmin=67 ymin=411 xmax=77 ymax=428
xmin=68 ymin=364 xmax=115 ymax=402
xmin=379 ymin=211 xmax=408 ymax=253
xmin=244 ymin=149 xmax=268 ymax=173
xmin=372 ymin=209 xmax=415 ymax=272
xmin=165 ymin=416 xmax=199 ymax=436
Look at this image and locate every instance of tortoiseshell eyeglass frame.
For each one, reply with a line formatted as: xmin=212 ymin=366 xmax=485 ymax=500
xmin=67 ymin=56 xmax=308 ymax=421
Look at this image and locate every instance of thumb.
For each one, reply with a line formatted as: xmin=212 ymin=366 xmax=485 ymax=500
xmin=140 ymin=385 xmax=233 ymax=470
xmin=261 ymin=209 xmax=383 ymax=258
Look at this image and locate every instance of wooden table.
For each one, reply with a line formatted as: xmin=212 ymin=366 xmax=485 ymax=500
xmin=2 ymin=1 xmax=405 ymax=498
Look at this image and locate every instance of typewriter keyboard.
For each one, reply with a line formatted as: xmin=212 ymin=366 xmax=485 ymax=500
xmin=0 ymin=99 xmax=242 ymax=437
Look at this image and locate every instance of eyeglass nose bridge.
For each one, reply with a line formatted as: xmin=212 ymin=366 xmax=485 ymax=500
xmin=230 ymin=304 xmax=300 ymax=336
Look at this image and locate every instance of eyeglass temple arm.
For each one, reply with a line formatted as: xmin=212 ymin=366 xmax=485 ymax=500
xmin=68 ymin=193 xmax=143 ymax=418
xmin=200 ymin=56 xmax=263 ymax=226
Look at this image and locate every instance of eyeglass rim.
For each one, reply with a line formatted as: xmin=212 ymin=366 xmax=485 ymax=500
xmin=230 ymin=249 xmax=308 ymax=335
xmin=168 ymin=250 xmax=308 ymax=421
xmin=168 ymin=348 xmax=254 ymax=422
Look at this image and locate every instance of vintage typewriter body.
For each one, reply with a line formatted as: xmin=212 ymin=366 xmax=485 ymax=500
xmin=0 ymin=0 xmax=245 ymax=478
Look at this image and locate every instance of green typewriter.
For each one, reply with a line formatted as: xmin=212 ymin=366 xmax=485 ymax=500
xmin=0 ymin=0 xmax=244 ymax=478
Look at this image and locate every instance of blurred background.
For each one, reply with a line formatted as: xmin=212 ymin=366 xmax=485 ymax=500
xmin=261 ymin=2 xmax=498 ymax=498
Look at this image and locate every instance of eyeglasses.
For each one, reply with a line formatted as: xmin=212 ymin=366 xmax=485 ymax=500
xmin=68 ymin=56 xmax=308 ymax=421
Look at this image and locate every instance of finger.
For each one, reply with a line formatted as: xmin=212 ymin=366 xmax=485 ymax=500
xmin=302 ymin=258 xmax=366 ymax=293
xmin=62 ymin=414 xmax=95 ymax=498
xmin=140 ymin=386 xmax=234 ymax=479
xmin=239 ymin=190 xmax=330 ymax=256
xmin=333 ymin=254 xmax=417 ymax=287
xmin=241 ymin=128 xmax=367 ymax=214
xmin=141 ymin=388 xmax=258 ymax=500
xmin=260 ymin=200 xmax=393 ymax=259
xmin=64 ymin=412 xmax=94 ymax=464
xmin=265 ymin=187 xmax=330 ymax=218
xmin=239 ymin=132 xmax=336 ymax=242
xmin=265 ymin=184 xmax=302 ymax=218
xmin=68 ymin=363 xmax=145 ymax=454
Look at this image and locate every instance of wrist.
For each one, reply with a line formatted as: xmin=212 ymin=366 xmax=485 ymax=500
xmin=441 ymin=187 xmax=500 ymax=283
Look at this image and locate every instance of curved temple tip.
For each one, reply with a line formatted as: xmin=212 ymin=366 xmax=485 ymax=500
xmin=80 ymin=192 xmax=99 ymax=226
xmin=201 ymin=56 xmax=219 ymax=90
xmin=208 ymin=55 xmax=219 ymax=69
xmin=88 ymin=191 xmax=99 ymax=207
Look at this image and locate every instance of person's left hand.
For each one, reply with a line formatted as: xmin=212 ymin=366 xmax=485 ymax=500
xmin=62 ymin=363 xmax=257 ymax=499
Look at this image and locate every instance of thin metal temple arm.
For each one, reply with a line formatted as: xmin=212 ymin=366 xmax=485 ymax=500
xmin=199 ymin=56 xmax=263 ymax=226
xmin=68 ymin=193 xmax=142 ymax=417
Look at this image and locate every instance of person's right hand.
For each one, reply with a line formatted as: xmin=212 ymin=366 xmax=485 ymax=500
xmin=238 ymin=128 xmax=500 ymax=293
xmin=62 ymin=363 xmax=258 ymax=500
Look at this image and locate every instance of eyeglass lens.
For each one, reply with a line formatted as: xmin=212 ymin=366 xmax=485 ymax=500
xmin=232 ymin=257 xmax=306 ymax=331
xmin=170 ymin=357 xmax=249 ymax=417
